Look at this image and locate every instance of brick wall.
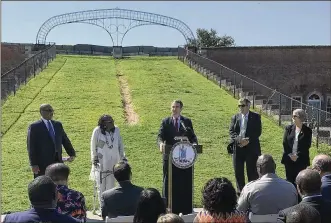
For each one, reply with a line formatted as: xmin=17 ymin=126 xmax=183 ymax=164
xmin=203 ymin=46 xmax=331 ymax=103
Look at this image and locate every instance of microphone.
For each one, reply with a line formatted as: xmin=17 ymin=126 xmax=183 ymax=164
xmin=180 ymin=120 xmax=187 ymax=132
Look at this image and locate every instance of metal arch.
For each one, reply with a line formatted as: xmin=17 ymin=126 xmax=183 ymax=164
xmin=77 ymin=20 xmax=115 ymax=46
xmin=35 ymin=8 xmax=196 ymax=46
xmin=120 ymin=23 xmax=186 ymax=46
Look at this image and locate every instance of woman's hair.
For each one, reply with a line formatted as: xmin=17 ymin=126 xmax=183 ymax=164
xmin=98 ymin=114 xmax=112 ymax=135
xmin=293 ymin=109 xmax=307 ymax=123
xmin=133 ymin=188 xmax=166 ymax=223
xmin=157 ymin=213 xmax=184 ymax=223
xmin=202 ymin=177 xmax=237 ymax=216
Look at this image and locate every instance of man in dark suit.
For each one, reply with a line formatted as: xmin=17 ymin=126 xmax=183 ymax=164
xmin=228 ymin=98 xmax=262 ymax=193
xmin=277 ymin=169 xmax=331 ymax=223
xmin=284 ymin=203 xmax=321 ymax=223
xmin=312 ymin=154 xmax=331 ymax=201
xmin=3 ymin=176 xmax=80 ymax=223
xmin=157 ymin=99 xmax=198 ymax=214
xmin=101 ymin=161 xmax=144 ymax=220
xmin=27 ymin=104 xmax=76 ymax=178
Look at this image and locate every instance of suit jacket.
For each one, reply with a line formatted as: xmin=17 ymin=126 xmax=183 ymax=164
xmin=277 ymin=195 xmax=331 ymax=223
xmin=3 ymin=208 xmax=80 ymax=223
xmin=281 ymin=124 xmax=312 ymax=167
xmin=157 ymin=115 xmax=198 ymax=160
xmin=27 ymin=119 xmax=76 ymax=172
xmin=101 ymin=181 xmax=144 ymax=220
xmin=321 ymin=174 xmax=331 ymax=202
xmin=228 ymin=111 xmax=262 ymax=155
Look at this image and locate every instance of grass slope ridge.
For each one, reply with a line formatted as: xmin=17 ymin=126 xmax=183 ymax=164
xmin=1 ymin=55 xmax=319 ymax=213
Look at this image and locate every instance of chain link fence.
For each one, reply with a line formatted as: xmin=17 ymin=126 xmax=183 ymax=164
xmin=178 ymin=46 xmax=331 ymax=152
xmin=1 ymin=44 xmax=57 ymax=100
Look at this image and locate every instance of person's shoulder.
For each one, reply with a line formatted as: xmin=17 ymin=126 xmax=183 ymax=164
xmin=161 ymin=117 xmax=171 ymax=123
xmin=303 ymin=124 xmax=312 ymax=133
xmin=56 ymin=211 xmax=81 ymax=222
xmin=132 ymin=185 xmax=144 ymax=192
xmin=68 ymin=188 xmax=85 ymax=200
xmin=285 ymin=124 xmax=294 ymax=131
xmin=249 ymin=111 xmax=261 ymax=118
xmin=102 ymin=187 xmax=119 ymax=198
xmin=29 ymin=119 xmax=43 ymax=127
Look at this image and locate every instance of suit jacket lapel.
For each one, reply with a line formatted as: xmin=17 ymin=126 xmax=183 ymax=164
xmin=236 ymin=113 xmax=242 ymax=131
xmin=41 ymin=119 xmax=56 ymax=146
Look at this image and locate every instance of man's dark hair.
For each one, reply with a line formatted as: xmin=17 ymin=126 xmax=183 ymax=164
xmin=296 ymin=169 xmax=322 ymax=195
xmin=287 ymin=203 xmax=321 ymax=223
xmin=133 ymin=188 xmax=166 ymax=223
xmin=256 ymin=154 xmax=276 ymax=175
xmin=45 ymin=163 xmax=70 ymax=182
xmin=202 ymin=177 xmax=237 ymax=215
xmin=113 ymin=161 xmax=132 ymax=182
xmin=173 ymin=100 xmax=183 ymax=108
xmin=28 ymin=176 xmax=57 ymax=207
xmin=313 ymin=155 xmax=331 ymax=172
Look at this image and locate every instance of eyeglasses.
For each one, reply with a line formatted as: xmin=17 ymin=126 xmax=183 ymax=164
xmin=292 ymin=115 xmax=298 ymax=118
xmin=238 ymin=104 xmax=246 ymax=108
xmin=42 ymin=109 xmax=54 ymax=112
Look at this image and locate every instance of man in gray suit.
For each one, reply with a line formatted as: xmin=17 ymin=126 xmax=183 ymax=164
xmin=101 ymin=161 xmax=144 ymax=220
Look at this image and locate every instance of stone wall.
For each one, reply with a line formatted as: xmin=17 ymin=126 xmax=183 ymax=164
xmin=202 ymin=46 xmax=331 ymax=109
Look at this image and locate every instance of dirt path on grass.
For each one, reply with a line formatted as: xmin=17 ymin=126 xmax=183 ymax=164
xmin=115 ymin=61 xmax=139 ymax=125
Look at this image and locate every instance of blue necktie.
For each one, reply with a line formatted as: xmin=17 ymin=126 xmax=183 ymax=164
xmin=47 ymin=120 xmax=55 ymax=143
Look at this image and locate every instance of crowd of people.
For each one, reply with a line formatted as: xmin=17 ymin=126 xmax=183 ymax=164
xmin=2 ymin=99 xmax=331 ymax=223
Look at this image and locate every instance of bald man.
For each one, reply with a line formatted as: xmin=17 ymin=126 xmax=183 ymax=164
xmin=312 ymin=154 xmax=331 ymax=201
xmin=27 ymin=104 xmax=76 ymax=178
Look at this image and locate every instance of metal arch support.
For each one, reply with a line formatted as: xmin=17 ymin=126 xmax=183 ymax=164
xmin=35 ymin=8 xmax=196 ymax=47
xmin=78 ymin=20 xmax=115 ymax=46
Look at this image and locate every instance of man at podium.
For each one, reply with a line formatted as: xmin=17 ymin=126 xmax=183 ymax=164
xmin=157 ymin=100 xmax=198 ymax=215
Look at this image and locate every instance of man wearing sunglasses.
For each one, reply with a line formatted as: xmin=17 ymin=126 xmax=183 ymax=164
xmin=27 ymin=104 xmax=76 ymax=178
xmin=228 ymin=98 xmax=262 ymax=195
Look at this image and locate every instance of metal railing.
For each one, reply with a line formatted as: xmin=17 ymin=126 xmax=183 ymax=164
xmin=1 ymin=44 xmax=57 ymax=100
xmin=178 ymin=46 xmax=331 ymax=151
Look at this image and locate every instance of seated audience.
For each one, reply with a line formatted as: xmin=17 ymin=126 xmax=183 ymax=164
xmin=133 ymin=188 xmax=166 ymax=223
xmin=3 ymin=176 xmax=80 ymax=223
xmin=237 ymin=154 xmax=298 ymax=215
xmin=193 ymin=177 xmax=249 ymax=223
xmin=45 ymin=163 xmax=87 ymax=222
xmin=157 ymin=213 xmax=184 ymax=223
xmin=101 ymin=161 xmax=144 ymax=220
xmin=282 ymin=203 xmax=321 ymax=223
xmin=278 ymin=169 xmax=331 ymax=223
xmin=312 ymin=154 xmax=331 ymax=201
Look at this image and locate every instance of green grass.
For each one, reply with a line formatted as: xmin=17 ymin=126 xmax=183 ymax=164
xmin=1 ymin=55 xmax=327 ymax=213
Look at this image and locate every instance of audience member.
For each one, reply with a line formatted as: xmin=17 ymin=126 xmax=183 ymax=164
xmin=278 ymin=169 xmax=331 ymax=223
xmin=3 ymin=176 xmax=80 ymax=223
xmin=193 ymin=177 xmax=249 ymax=223
xmin=133 ymin=188 xmax=166 ymax=223
xmin=237 ymin=154 xmax=298 ymax=215
xmin=101 ymin=161 xmax=144 ymax=220
xmin=312 ymin=154 xmax=331 ymax=201
xmin=281 ymin=203 xmax=321 ymax=223
xmin=157 ymin=213 xmax=184 ymax=223
xmin=45 ymin=163 xmax=87 ymax=222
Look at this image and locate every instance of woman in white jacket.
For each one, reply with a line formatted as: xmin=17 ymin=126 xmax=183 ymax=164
xmin=89 ymin=114 xmax=127 ymax=214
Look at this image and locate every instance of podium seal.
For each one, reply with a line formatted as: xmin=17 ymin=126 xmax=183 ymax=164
xmin=171 ymin=141 xmax=197 ymax=169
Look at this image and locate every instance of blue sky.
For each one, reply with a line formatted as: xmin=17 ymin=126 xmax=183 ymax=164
xmin=1 ymin=1 xmax=330 ymax=47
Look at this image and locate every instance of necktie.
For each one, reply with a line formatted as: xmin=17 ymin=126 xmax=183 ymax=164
xmin=175 ymin=118 xmax=179 ymax=132
xmin=47 ymin=120 xmax=56 ymax=143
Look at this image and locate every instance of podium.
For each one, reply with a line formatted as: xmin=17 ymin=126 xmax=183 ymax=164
xmin=162 ymin=136 xmax=202 ymax=214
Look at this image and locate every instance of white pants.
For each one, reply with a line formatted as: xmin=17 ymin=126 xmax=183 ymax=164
xmin=96 ymin=172 xmax=116 ymax=210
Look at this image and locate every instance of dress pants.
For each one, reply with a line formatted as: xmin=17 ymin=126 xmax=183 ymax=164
xmin=285 ymin=162 xmax=307 ymax=203
xmin=233 ymin=146 xmax=259 ymax=193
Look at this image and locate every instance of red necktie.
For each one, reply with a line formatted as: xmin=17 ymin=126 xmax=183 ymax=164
xmin=175 ymin=118 xmax=178 ymax=132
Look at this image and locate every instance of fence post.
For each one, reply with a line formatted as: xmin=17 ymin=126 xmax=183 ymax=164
xmin=233 ymin=73 xmax=236 ymax=98
xmin=33 ymin=56 xmax=36 ymax=77
xmin=252 ymin=82 xmax=255 ymax=109
xmin=279 ymin=94 xmax=282 ymax=126
xmin=316 ymin=109 xmax=320 ymax=150
xmin=24 ymin=61 xmax=27 ymax=85
xmin=219 ymin=67 xmax=222 ymax=88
